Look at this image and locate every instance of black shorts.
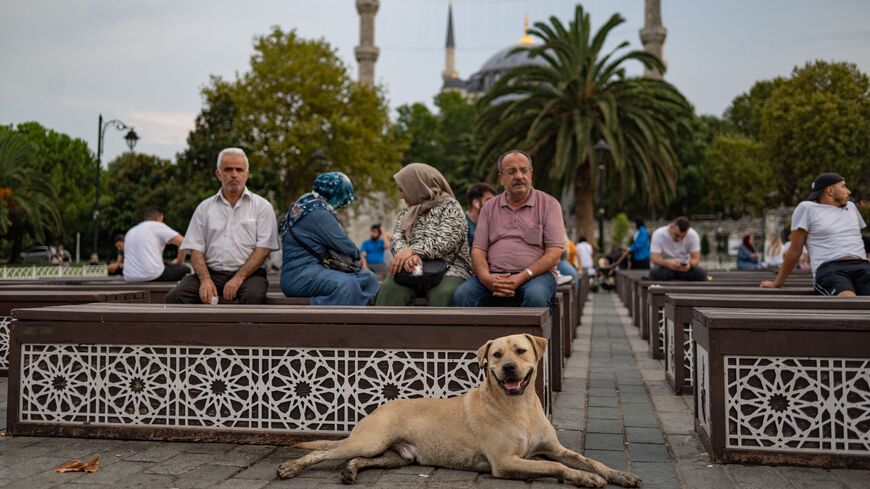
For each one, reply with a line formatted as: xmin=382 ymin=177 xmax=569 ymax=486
xmin=814 ymin=259 xmax=870 ymax=296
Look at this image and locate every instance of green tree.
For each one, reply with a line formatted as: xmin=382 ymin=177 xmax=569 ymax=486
xmin=101 ymin=152 xmax=181 ymax=243
xmin=705 ymin=134 xmax=773 ymax=217
xmin=0 ymin=129 xmax=61 ymax=261
xmin=724 ymin=78 xmax=785 ymax=139
xmin=394 ymin=91 xmax=482 ymax=198
xmin=761 ymin=60 xmax=870 ymax=205
xmin=663 ymin=114 xmax=732 ymax=218
xmin=223 ymin=27 xmax=405 ymax=210
xmin=3 ymin=122 xmax=94 ymax=245
xmin=476 ymin=5 xmax=691 ymax=239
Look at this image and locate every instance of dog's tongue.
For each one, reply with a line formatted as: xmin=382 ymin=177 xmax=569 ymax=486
xmin=504 ymin=380 xmax=522 ymax=390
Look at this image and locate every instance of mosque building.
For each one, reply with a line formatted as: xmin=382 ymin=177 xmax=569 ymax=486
xmin=437 ymin=0 xmax=666 ymax=96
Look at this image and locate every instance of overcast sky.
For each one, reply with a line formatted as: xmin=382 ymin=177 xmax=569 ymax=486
xmin=2 ymin=0 xmax=868 ymax=164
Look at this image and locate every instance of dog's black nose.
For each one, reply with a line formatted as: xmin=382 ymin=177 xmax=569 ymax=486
xmin=502 ymin=362 xmax=518 ymax=376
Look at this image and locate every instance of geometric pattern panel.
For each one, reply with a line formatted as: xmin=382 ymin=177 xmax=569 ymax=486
xmin=697 ymin=344 xmax=711 ymax=437
xmin=0 ymin=316 xmax=11 ymax=370
xmin=725 ymin=355 xmax=870 ymax=454
xmin=684 ymin=325 xmax=694 ymax=389
xmin=19 ymin=344 xmax=486 ymax=433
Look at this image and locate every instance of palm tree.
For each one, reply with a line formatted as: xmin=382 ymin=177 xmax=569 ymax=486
xmin=0 ymin=131 xmax=61 ymax=262
xmin=476 ymin=4 xmax=691 ymax=242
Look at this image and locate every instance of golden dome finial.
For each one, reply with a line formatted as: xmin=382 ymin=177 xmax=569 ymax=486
xmin=519 ymin=12 xmax=534 ymax=45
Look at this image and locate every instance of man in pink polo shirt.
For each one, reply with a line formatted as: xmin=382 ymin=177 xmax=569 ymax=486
xmin=452 ymin=150 xmax=565 ymax=308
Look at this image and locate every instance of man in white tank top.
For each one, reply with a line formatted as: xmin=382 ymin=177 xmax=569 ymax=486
xmin=761 ymin=173 xmax=870 ymax=295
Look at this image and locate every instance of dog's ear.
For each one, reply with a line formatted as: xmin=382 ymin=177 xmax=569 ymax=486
xmin=524 ymin=334 xmax=548 ymax=362
xmin=477 ymin=340 xmax=493 ymax=369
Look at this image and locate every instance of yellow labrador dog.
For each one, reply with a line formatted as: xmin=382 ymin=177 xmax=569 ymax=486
xmin=277 ymin=334 xmax=640 ymax=487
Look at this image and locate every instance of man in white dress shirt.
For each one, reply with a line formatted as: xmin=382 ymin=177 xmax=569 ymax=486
xmin=166 ymin=148 xmax=279 ymax=304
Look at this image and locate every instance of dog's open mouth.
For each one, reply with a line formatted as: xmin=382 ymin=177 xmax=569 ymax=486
xmin=495 ymin=369 xmax=533 ymax=395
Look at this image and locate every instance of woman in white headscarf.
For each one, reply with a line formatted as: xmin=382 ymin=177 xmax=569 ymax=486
xmin=374 ymin=163 xmax=472 ymax=306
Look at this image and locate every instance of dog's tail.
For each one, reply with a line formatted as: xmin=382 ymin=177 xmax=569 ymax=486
xmin=294 ymin=440 xmax=342 ymax=450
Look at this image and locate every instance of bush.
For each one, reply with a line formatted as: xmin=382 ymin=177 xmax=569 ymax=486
xmin=611 ymin=213 xmax=630 ymax=247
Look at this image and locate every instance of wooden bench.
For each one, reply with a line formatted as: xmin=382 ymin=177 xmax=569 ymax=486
xmin=663 ymin=293 xmax=866 ymax=395
xmin=635 ymin=276 xmax=813 ymax=339
xmin=622 ymin=270 xmax=811 ymax=322
xmin=0 ymin=282 xmax=176 ymax=303
xmin=0 ymin=290 xmax=149 ymax=375
xmin=7 ymin=303 xmax=552 ymax=444
xmin=645 ymin=285 xmax=814 ymax=359
xmin=691 ymin=307 xmax=870 ymax=469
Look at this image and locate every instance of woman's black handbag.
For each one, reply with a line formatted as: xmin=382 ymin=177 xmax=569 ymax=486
xmin=289 ymin=226 xmax=361 ymax=273
xmin=393 ymin=259 xmax=447 ymax=287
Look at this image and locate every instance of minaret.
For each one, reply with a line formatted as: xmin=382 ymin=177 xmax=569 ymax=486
xmin=442 ymin=0 xmax=458 ymax=83
xmin=639 ymin=0 xmax=666 ymax=79
xmin=355 ymin=0 xmax=379 ymax=86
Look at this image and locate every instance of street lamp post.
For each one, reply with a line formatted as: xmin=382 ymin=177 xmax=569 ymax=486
xmin=93 ymin=114 xmax=139 ymax=261
xmin=594 ymin=139 xmax=610 ymax=254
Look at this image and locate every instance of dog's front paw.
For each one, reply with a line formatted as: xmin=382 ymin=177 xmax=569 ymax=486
xmin=571 ymin=473 xmax=607 ymax=488
xmin=608 ymin=470 xmax=641 ymax=487
xmin=340 ymin=461 xmax=358 ymax=485
xmin=277 ymin=461 xmax=301 ymax=479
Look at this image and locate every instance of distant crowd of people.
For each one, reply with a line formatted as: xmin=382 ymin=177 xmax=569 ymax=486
xmin=107 ymin=148 xmax=870 ymax=300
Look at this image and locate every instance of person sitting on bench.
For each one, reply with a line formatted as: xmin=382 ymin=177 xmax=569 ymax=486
xmin=452 ymin=150 xmax=564 ymax=308
xmin=648 ymin=216 xmax=706 ymax=281
xmin=375 ymin=163 xmax=471 ymax=307
xmin=123 ymin=205 xmax=189 ymax=283
xmin=761 ymin=173 xmax=870 ymax=296
xmin=166 ymin=148 xmax=278 ymax=304
xmin=280 ymin=172 xmax=378 ymax=305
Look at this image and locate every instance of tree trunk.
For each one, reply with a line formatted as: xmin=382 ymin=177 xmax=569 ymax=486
xmin=9 ymin=233 xmax=23 ymax=264
xmin=573 ymin=165 xmax=597 ymax=250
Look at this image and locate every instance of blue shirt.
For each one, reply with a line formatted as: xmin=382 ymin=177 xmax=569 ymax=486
xmin=629 ymin=226 xmax=650 ymax=261
xmin=360 ymin=238 xmax=385 ymax=264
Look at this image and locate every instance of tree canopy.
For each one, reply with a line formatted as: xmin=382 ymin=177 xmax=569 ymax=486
xmin=393 ymin=91 xmax=482 ymax=199
xmin=761 ymin=60 xmax=870 ymax=205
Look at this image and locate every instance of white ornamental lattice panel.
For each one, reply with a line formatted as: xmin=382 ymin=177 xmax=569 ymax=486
xmin=666 ymin=316 xmax=675 ymax=379
xmin=0 ymin=265 xmax=107 ymax=280
xmin=19 ymin=344 xmax=483 ymax=433
xmin=0 ymin=316 xmax=12 ymax=370
xmin=725 ymin=356 xmax=870 ymax=455
xmin=684 ymin=326 xmax=694 ymax=389
xmin=657 ymin=307 xmax=665 ymax=356
xmin=696 ymin=343 xmax=711 ymax=437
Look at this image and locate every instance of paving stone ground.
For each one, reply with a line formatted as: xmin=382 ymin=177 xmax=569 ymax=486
xmin=0 ymin=293 xmax=867 ymax=488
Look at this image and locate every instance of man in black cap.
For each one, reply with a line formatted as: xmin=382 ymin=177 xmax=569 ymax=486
xmin=761 ymin=173 xmax=870 ymax=295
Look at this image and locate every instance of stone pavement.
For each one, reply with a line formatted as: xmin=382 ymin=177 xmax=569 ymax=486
xmin=0 ymin=294 xmax=867 ymax=488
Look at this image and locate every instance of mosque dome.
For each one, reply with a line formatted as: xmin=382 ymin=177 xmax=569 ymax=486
xmin=440 ymin=11 xmax=544 ymax=96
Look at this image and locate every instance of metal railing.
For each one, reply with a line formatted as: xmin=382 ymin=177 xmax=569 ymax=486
xmin=0 ymin=265 xmax=108 ymax=280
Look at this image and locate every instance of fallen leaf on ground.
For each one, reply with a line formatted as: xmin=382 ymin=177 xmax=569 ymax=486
xmin=55 ymin=455 xmax=100 ymax=473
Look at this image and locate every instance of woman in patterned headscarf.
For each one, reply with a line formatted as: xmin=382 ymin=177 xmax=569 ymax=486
xmin=280 ymin=172 xmax=379 ymax=305
xmin=374 ymin=163 xmax=472 ymax=306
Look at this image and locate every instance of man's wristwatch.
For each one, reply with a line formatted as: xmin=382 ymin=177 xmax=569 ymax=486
xmin=524 ymin=268 xmax=534 ymax=279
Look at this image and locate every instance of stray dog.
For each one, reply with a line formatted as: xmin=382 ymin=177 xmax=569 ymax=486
xmin=277 ymin=334 xmax=641 ymax=487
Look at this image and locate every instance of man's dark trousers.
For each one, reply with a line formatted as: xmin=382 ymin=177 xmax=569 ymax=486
xmin=648 ymin=266 xmax=706 ymax=281
xmin=165 ymin=268 xmax=268 ymax=304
